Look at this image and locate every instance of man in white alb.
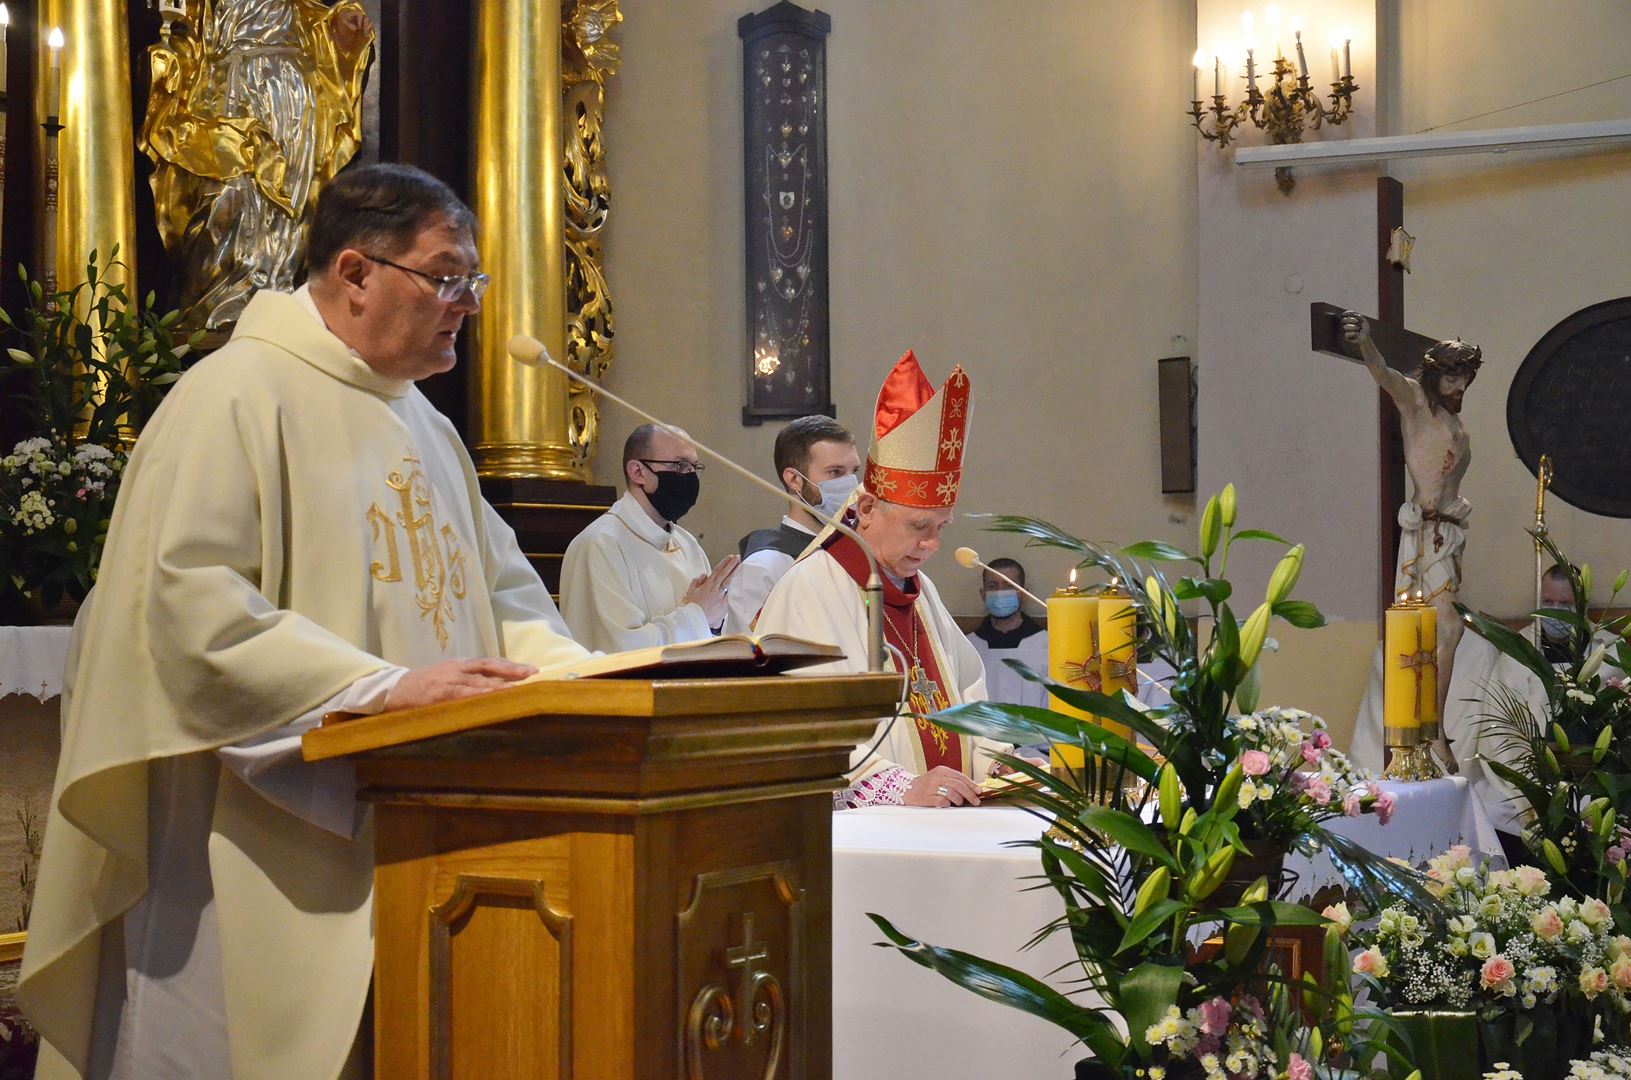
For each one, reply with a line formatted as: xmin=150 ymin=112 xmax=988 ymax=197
xmin=559 ymin=424 xmax=739 ymax=653
xmin=757 ymin=351 xmax=1009 ymax=809
xmin=20 ymin=164 xmax=590 ymax=1080
xmin=725 ymin=415 xmax=860 ymax=634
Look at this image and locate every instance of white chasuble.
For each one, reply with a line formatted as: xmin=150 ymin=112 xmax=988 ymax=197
xmin=755 ymin=540 xmax=1005 ymax=787
xmin=20 ymin=288 xmax=587 ymax=1080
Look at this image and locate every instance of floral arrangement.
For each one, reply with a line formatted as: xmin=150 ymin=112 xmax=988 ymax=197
xmin=1486 ymin=1048 xmax=1631 ymax=1080
xmin=1233 ymin=707 xmax=1394 ymax=837
xmin=870 ymin=486 xmax=1431 ymax=1078
xmin=1348 ymin=845 xmax=1631 ymax=1078
xmin=1458 ymin=536 xmax=1631 ymax=925
xmin=0 ymin=250 xmax=198 ymax=610
xmin=1 ymin=438 xmax=125 ymax=605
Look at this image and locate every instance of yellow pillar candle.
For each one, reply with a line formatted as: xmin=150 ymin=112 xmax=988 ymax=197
xmin=1096 ymin=587 xmax=1136 ymax=742
xmin=1047 ymin=576 xmax=1100 ymax=772
xmin=1383 ymin=597 xmax=1424 ymax=745
xmin=1417 ymin=601 xmax=1438 ymax=736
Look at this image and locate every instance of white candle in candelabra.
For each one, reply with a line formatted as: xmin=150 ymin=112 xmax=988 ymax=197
xmin=1192 ymin=49 xmax=1204 ymax=101
xmin=1246 ymin=47 xmax=1257 ymax=94
xmin=1343 ymin=27 xmax=1352 ymax=78
xmin=1291 ymin=21 xmax=1308 ymax=79
xmin=1213 ymin=51 xmax=1221 ymax=97
xmin=1329 ymin=33 xmax=1340 ymax=82
xmin=46 ymin=26 xmax=62 ymax=118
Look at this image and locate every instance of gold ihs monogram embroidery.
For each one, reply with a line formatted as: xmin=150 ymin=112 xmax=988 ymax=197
xmin=366 ymin=456 xmax=468 ymax=649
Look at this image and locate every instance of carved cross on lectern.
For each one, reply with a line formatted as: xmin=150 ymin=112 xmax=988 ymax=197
xmin=725 ymin=913 xmax=771 ymax=1045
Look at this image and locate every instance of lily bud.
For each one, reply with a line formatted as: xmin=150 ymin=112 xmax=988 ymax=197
xmin=1581 ymin=564 xmax=1593 ymax=598
xmin=1543 ymin=838 xmax=1567 ymax=875
xmin=1582 ymin=641 xmax=1608 ymax=683
xmin=1238 ymin=603 xmax=1272 ymax=669
xmin=1199 ymin=495 xmax=1222 ymax=559
xmin=1616 ymin=569 xmax=1629 ymax=596
xmin=1265 ymin=544 xmax=1305 ymax=605
xmin=1219 ymin=483 xmax=1238 ymax=528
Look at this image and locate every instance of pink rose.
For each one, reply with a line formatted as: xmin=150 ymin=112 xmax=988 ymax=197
xmin=1352 ymin=947 xmax=1389 ymax=978
xmin=1342 ymin=790 xmax=1362 ymax=817
xmin=1580 ymin=966 xmax=1610 ymax=999
xmin=1287 ymin=1053 xmax=1314 ymax=1080
xmin=1480 ymin=955 xmax=1515 ymax=991
xmin=1241 ymin=750 xmax=1271 ymax=776
xmin=1532 ymin=909 xmax=1564 ymax=941
xmin=1197 ymin=996 xmax=1231 ymax=1036
xmin=1611 ymin=956 xmax=1631 ymax=990
xmin=1300 ymin=741 xmax=1323 ymax=764
xmin=1374 ymin=790 xmax=1396 ymax=826
xmin=1304 ymin=778 xmax=1332 ymax=804
xmin=1311 ymin=731 xmax=1332 ymax=750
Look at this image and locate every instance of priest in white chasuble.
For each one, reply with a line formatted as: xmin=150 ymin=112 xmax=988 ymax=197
xmin=757 ymin=351 xmax=1009 ymax=809
xmin=19 ymin=164 xmax=589 ymax=1080
xmin=559 ymin=424 xmax=740 ymax=652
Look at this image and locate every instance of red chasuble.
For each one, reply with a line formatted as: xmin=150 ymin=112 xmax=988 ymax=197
xmin=823 ymin=532 xmax=963 ymax=772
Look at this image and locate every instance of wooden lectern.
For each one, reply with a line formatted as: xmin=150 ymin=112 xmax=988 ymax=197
xmin=302 ymin=673 xmax=901 ymax=1080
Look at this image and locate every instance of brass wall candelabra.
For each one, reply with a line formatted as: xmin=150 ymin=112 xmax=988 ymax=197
xmin=1191 ymin=51 xmax=1358 ymax=194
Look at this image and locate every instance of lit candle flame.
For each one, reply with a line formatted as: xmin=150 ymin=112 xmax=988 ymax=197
xmin=48 ymin=26 xmax=64 ymax=50
xmin=0 ymin=6 xmax=10 ymax=28
xmin=1192 ymin=48 xmax=1205 ymax=69
xmin=1068 ymin=567 xmax=1078 ymax=588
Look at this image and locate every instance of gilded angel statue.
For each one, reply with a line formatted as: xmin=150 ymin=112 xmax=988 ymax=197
xmin=138 ymin=0 xmax=374 ymax=334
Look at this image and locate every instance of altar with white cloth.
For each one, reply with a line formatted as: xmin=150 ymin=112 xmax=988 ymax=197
xmin=832 ymin=776 xmax=1502 ymax=1080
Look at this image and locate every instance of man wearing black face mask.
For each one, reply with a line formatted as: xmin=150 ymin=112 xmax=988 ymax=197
xmin=725 ymin=415 xmax=860 ymax=634
xmin=560 ymin=424 xmax=739 ymax=652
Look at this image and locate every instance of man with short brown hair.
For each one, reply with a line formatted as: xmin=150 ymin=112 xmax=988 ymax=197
xmin=725 ymin=415 xmax=860 ymax=634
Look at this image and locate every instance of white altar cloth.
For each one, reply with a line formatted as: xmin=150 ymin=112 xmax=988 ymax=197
xmin=831 ymin=777 xmax=1501 ymax=1079
xmin=0 ymin=625 xmax=72 ymax=701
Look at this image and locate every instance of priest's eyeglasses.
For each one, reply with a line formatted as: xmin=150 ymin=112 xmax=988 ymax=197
xmin=638 ymin=459 xmax=705 ymax=474
xmin=364 ymin=254 xmax=491 ymax=302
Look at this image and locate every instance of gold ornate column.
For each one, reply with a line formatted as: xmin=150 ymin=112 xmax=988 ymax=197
xmin=471 ymin=0 xmax=618 ymax=481
xmin=40 ymin=0 xmax=135 ymax=295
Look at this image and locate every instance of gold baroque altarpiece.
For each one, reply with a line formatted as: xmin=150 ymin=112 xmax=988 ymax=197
xmin=43 ymin=0 xmax=619 ymax=480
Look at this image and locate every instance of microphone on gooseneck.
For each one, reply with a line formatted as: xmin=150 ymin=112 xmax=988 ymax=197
xmin=506 ymin=334 xmax=891 ymax=675
xmin=953 ymin=547 xmax=1048 ymax=609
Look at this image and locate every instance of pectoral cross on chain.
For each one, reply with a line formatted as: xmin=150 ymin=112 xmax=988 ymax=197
xmin=908 ymin=664 xmax=938 ymax=702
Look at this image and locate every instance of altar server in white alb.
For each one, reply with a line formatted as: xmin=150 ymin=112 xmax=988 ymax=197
xmin=559 ymin=423 xmax=740 ymax=653
xmin=724 ymin=414 xmax=861 ymax=634
xmin=18 ymin=164 xmax=591 ymax=1080
xmin=757 ymin=351 xmax=1008 ymax=809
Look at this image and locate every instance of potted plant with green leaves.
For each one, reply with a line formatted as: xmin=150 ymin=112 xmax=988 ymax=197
xmin=0 ymin=248 xmax=200 ymax=617
xmin=869 ymin=484 xmax=1436 ymax=1078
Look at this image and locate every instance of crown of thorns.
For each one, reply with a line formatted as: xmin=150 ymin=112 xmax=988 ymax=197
xmin=1421 ymin=338 xmax=1483 ymax=383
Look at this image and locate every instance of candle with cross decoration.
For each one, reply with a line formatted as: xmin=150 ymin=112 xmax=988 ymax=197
xmin=1046 ymin=568 xmax=1101 ymax=777
xmin=1382 ymin=591 xmax=1441 ymax=780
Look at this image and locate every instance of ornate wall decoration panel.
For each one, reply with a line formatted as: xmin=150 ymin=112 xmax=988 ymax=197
xmin=739 ymin=2 xmax=832 ymax=425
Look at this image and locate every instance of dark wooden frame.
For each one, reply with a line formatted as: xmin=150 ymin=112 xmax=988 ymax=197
xmin=738 ymin=1 xmax=833 ymax=426
xmin=1507 ymin=295 xmax=1631 ymax=519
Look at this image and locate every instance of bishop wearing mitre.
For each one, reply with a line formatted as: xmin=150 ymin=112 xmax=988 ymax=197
xmin=757 ymin=351 xmax=1008 ymax=809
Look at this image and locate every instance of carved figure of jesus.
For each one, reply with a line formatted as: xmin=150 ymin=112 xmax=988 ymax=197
xmin=1342 ymin=310 xmax=1483 ymax=773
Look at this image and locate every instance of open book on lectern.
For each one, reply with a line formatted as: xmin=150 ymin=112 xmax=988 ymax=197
xmin=320 ymin=635 xmax=846 ymax=725
xmin=534 ymin=633 xmax=846 ymax=681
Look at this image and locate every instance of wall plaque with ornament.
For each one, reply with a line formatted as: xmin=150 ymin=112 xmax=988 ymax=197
xmin=739 ymin=2 xmax=833 ymax=425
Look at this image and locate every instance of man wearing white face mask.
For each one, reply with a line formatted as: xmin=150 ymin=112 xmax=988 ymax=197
xmin=725 ymin=415 xmax=860 ymax=634
xmin=966 ymin=558 xmax=1050 ymax=710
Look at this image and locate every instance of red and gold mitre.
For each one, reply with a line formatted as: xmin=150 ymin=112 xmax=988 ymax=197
xmin=862 ymin=350 xmax=971 ymax=509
